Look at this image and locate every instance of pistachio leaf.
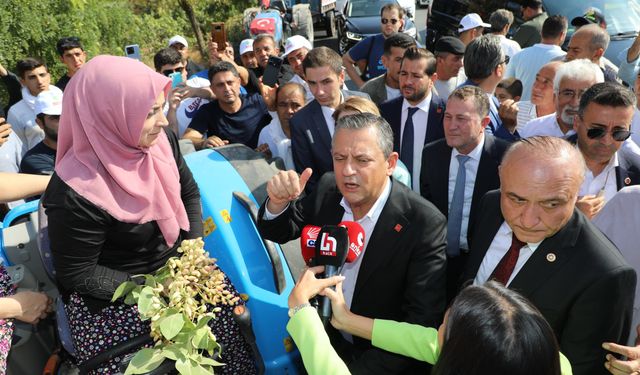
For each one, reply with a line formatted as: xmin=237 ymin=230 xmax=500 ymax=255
xmin=137 ymin=286 xmax=155 ymax=315
xmin=124 ymin=348 xmax=164 ymax=374
xmin=160 ymin=312 xmax=185 ymax=340
xmin=112 ymin=281 xmax=137 ymax=302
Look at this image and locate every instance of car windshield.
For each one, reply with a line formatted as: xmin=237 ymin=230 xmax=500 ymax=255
xmin=346 ymin=0 xmax=396 ymax=17
xmin=544 ymin=0 xmax=640 ymax=35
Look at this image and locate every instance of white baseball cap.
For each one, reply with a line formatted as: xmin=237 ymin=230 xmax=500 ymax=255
xmin=282 ymin=35 xmax=313 ymax=57
xmin=168 ymin=35 xmax=189 ymax=48
xmin=458 ymin=13 xmax=491 ymax=33
xmin=239 ymin=39 xmax=254 ymax=55
xmin=34 ymin=90 xmax=63 ymax=116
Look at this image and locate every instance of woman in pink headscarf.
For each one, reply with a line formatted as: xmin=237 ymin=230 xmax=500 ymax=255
xmin=42 ymin=55 xmax=255 ymax=374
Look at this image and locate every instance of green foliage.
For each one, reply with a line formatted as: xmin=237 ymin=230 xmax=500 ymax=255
xmin=114 ymin=238 xmax=240 ymax=375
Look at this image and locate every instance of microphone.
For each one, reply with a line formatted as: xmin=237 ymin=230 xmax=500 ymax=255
xmin=314 ymin=225 xmax=349 ymax=325
xmin=338 ymin=221 xmax=365 ymax=265
xmin=300 ymin=225 xmax=321 ymax=266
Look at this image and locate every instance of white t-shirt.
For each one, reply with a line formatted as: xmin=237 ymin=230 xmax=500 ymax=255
xmin=519 ymin=113 xmax=575 ymax=139
xmin=257 ymin=115 xmax=294 ymax=170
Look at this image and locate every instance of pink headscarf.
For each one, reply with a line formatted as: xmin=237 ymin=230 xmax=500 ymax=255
xmin=55 ymin=55 xmax=189 ymax=247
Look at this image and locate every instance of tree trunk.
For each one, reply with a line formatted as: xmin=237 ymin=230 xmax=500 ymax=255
xmin=178 ymin=0 xmax=208 ymax=63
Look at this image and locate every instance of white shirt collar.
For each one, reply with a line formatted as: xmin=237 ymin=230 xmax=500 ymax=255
xmin=505 ymin=222 xmax=543 ymax=252
xmin=339 ymin=177 xmax=392 ymax=223
xmin=533 ymin=43 xmax=562 ymax=50
xmin=451 ymin=133 xmax=485 ymax=160
xmin=401 ymin=92 xmax=432 ymax=113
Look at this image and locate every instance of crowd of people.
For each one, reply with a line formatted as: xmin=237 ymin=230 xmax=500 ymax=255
xmin=2 ymin=0 xmax=640 ymax=374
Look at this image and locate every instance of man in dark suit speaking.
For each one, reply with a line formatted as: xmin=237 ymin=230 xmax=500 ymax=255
xmin=461 ymin=136 xmax=636 ymax=375
xmin=259 ymin=113 xmax=447 ymax=374
xmin=420 ymin=85 xmax=511 ymax=302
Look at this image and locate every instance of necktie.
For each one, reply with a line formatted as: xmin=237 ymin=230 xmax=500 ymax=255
xmin=446 ymin=155 xmax=470 ymax=257
xmin=400 ymin=107 xmax=419 ymax=177
xmin=490 ymin=233 xmax=527 ymax=285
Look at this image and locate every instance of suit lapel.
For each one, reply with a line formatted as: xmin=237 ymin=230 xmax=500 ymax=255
xmin=310 ymin=101 xmax=333 ymax=155
xmin=469 ymin=136 xmax=499 ymax=237
xmin=425 ymin=95 xmax=445 ymax=144
xmin=509 ymin=211 xmax=582 ymax=294
xmin=352 ymin=181 xmax=409 ymax=301
xmin=389 ymin=98 xmax=403 ymax=152
xmin=463 ymin=192 xmax=504 ymax=281
xmin=432 ymin=143 xmax=452 ymax=216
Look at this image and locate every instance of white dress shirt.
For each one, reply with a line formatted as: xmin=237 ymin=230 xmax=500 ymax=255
xmin=320 ymin=92 xmax=344 ymax=137
xmin=519 ymin=113 xmax=575 ymax=139
xmin=448 ymin=135 xmax=485 ymax=250
xmin=516 ymin=100 xmax=537 ymax=131
xmin=258 ymin=115 xmax=294 ymax=170
xmin=474 ymin=221 xmax=542 ymax=286
xmin=580 ymin=152 xmax=619 ymax=204
xmin=400 ymin=94 xmax=432 ymax=192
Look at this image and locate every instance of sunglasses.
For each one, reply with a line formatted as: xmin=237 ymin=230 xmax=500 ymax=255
xmin=586 ymin=127 xmax=632 ymax=142
xmin=381 ymin=18 xmax=399 ymax=25
xmin=162 ymin=66 xmax=184 ymax=76
xmin=499 ymin=55 xmax=510 ymax=66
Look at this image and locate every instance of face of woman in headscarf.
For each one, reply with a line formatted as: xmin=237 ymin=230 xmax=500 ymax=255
xmin=138 ymin=92 xmax=169 ymax=148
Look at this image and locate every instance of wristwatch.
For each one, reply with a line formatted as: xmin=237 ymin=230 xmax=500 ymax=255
xmin=288 ymin=302 xmax=311 ymax=318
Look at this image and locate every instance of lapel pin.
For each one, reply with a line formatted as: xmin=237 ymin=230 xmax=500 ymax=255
xmin=394 ymin=224 xmax=403 ymax=232
xmin=546 ymin=253 xmax=556 ymax=262
xmin=625 ymin=177 xmax=631 ymax=185
xmin=436 ymin=106 xmax=442 ymax=114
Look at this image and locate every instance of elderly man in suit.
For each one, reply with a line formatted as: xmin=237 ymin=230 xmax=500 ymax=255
xmin=259 ymin=113 xmax=447 ymax=374
xmin=380 ymin=47 xmax=446 ymax=192
xmin=461 ymin=136 xmax=636 ymax=375
xmin=420 ymin=85 xmax=511 ymax=302
xmin=290 ymin=46 xmax=368 ymax=193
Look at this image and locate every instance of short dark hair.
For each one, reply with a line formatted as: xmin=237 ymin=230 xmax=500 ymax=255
xmin=521 ymin=0 xmax=542 ymax=10
xmin=16 ymin=58 xmax=47 ymax=79
xmin=432 ymin=281 xmax=561 ymax=375
xmin=276 ymin=81 xmax=306 ymax=100
xmin=208 ymin=61 xmax=239 ymax=81
xmin=578 ymin=82 xmax=637 ymax=118
xmin=153 ymin=47 xmax=182 ymax=72
xmin=383 ymin=32 xmax=417 ymax=56
xmin=253 ymin=33 xmax=277 ymax=47
xmin=449 ymin=85 xmax=490 ymax=118
xmin=380 ymin=3 xmax=405 ymax=19
xmin=497 ymin=78 xmax=523 ymax=99
xmin=401 ymin=47 xmax=437 ymax=75
xmin=489 ymin=9 xmax=514 ymax=32
xmin=464 ymin=35 xmax=503 ymax=80
xmin=302 ymin=46 xmax=342 ymax=76
xmin=56 ymin=36 xmax=84 ymax=56
xmin=541 ymin=15 xmax=568 ymax=40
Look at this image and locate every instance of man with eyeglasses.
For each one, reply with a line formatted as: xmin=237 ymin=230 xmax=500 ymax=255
xmin=153 ymin=48 xmax=213 ymax=137
xmin=343 ymin=3 xmax=406 ymax=89
xmin=519 ymin=59 xmax=604 ymax=139
xmin=168 ymin=35 xmax=203 ymax=78
xmin=572 ymin=82 xmax=640 ymax=219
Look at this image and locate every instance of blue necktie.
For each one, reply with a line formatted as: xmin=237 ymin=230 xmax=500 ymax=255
xmin=446 ymin=155 xmax=470 ymax=257
xmin=400 ymin=107 xmax=419 ymax=177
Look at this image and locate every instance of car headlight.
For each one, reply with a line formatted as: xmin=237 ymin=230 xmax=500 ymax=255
xmin=346 ymin=31 xmax=364 ymax=41
xmin=404 ymin=27 xmax=416 ymax=38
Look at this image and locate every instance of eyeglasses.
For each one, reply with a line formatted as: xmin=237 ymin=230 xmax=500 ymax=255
xmin=558 ymin=89 xmax=587 ymax=101
xmin=586 ymin=127 xmax=632 ymax=141
xmin=499 ymin=55 xmax=510 ymax=66
xmin=381 ymin=18 xmax=399 ymax=25
xmin=162 ymin=66 xmax=184 ymax=76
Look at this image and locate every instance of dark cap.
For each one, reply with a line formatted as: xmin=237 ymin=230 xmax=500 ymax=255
xmin=571 ymin=7 xmax=606 ymax=28
xmin=434 ymin=36 xmax=466 ymax=55
xmin=521 ymin=0 xmax=542 ymax=9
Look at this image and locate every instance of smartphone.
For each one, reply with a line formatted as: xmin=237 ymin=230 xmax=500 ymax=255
xmin=169 ymin=72 xmax=183 ymax=89
xmin=263 ymin=56 xmax=283 ymax=87
xmin=211 ymin=22 xmax=227 ymax=51
xmin=124 ymin=44 xmax=141 ymax=60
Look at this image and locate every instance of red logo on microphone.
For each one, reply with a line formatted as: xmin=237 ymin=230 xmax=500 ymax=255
xmin=319 ymin=233 xmax=337 ymax=256
xmin=305 ymin=227 xmax=320 ymax=248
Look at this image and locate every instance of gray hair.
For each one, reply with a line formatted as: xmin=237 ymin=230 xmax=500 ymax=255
xmin=464 ymin=35 xmax=503 ymax=80
xmin=489 ymin=9 xmax=514 ymax=32
xmin=553 ymin=58 xmax=604 ymax=93
xmin=334 ymin=113 xmax=394 ymax=158
xmin=503 ymin=136 xmax=586 ymax=183
xmin=576 ymin=24 xmax=610 ymax=52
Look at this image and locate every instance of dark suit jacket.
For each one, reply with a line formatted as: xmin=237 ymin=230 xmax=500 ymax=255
xmin=420 ymin=134 xmax=511 ymax=246
xmin=258 ymin=174 xmax=447 ymax=374
xmin=379 ymin=93 xmax=446 ymax=155
xmin=566 ymin=135 xmax=640 ymax=191
xmin=290 ymin=90 xmax=369 ymax=193
xmin=462 ymin=191 xmax=636 ymax=375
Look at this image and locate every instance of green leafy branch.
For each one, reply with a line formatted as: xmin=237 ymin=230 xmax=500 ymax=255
xmin=112 ymin=238 xmax=239 ymax=375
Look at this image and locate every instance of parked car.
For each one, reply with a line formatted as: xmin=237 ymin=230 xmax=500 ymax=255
xmin=337 ymin=0 xmax=419 ymax=55
xmin=424 ymin=0 xmax=640 ymax=66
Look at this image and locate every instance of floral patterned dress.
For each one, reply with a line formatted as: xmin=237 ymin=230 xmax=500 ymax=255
xmin=0 ymin=265 xmax=16 ymax=374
